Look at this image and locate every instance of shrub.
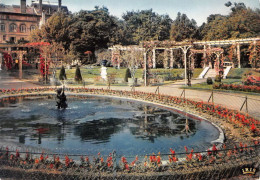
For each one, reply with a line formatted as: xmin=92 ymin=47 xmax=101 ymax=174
xmin=59 ymin=66 xmax=67 ymax=80
xmin=207 ymin=77 xmax=213 ymax=85
xmin=215 ymin=75 xmax=222 ymax=83
xmin=74 ymin=65 xmax=82 ymax=83
xmin=124 ymin=68 xmax=131 ymax=82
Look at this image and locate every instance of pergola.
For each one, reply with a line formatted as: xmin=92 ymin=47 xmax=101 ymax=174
xmin=0 ymin=44 xmax=28 ymax=79
xmin=0 ymin=42 xmax=50 ymax=81
xmin=109 ymin=37 xmax=260 ymax=86
xmin=109 ymin=37 xmax=260 ymax=69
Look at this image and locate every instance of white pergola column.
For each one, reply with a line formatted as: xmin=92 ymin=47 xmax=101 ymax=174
xmin=117 ymin=50 xmax=120 ymax=69
xmin=152 ymin=48 xmax=156 ymax=68
xmin=170 ymin=49 xmax=174 ymax=68
xmin=144 ymin=51 xmax=147 ymax=86
xmin=180 ymin=46 xmax=191 ymax=86
xmin=0 ymin=53 xmax=2 ymax=70
xmin=237 ymin=43 xmax=241 ymax=68
xmin=203 ymin=45 xmax=206 ymax=68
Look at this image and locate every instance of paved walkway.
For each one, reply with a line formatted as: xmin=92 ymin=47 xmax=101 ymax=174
xmin=0 ymin=70 xmax=41 ymax=89
xmin=0 ymin=70 xmax=260 ymax=119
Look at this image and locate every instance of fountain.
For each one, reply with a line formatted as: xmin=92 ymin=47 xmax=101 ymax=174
xmin=56 ymin=86 xmax=67 ymax=109
xmin=0 ymin=95 xmax=221 ymax=156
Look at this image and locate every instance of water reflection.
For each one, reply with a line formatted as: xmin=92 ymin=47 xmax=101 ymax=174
xmin=0 ymin=95 xmax=219 ymax=155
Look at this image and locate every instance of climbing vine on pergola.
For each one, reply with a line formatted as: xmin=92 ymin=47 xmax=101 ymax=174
xmin=190 ymin=47 xmax=224 ymax=75
xmin=248 ymin=41 xmax=260 ymax=68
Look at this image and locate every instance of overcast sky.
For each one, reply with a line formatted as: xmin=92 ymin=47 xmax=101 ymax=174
xmin=1 ymin=0 xmax=259 ymax=25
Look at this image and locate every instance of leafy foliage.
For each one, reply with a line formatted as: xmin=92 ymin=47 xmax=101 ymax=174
xmin=207 ymin=77 xmax=213 ymax=84
xmin=170 ymin=12 xmax=198 ymax=41
xmin=215 ymin=75 xmax=222 ymax=82
xmin=201 ymin=6 xmax=260 ymax=40
xmin=124 ymin=68 xmax=131 ymax=82
xmin=74 ymin=65 xmax=83 ymax=83
xmin=122 ymin=9 xmax=172 ymax=45
xmin=248 ymin=41 xmax=260 ymax=68
xmin=68 ymin=7 xmax=118 ymax=64
xmin=59 ymin=66 xmax=67 ymax=80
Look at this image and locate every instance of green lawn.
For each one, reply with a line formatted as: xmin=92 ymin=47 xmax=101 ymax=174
xmin=226 ymin=68 xmax=260 ymax=80
xmin=56 ymin=67 xmax=203 ymax=81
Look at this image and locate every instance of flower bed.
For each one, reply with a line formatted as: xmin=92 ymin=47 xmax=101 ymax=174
xmin=213 ymin=83 xmax=260 ymax=93
xmin=0 ymin=142 xmax=259 ymax=175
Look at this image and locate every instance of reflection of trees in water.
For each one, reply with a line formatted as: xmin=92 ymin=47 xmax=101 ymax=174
xmin=0 ymin=96 xmax=201 ymax=147
xmin=129 ymin=105 xmax=198 ymax=142
xmin=71 ymin=104 xmax=199 ymax=144
xmin=73 ymin=118 xmax=125 ymax=142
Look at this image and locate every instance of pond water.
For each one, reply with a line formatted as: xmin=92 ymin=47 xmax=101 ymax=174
xmin=0 ymin=95 xmax=219 ymax=157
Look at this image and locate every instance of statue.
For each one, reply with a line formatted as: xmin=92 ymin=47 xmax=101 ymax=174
xmin=56 ymin=86 xmax=67 ymax=109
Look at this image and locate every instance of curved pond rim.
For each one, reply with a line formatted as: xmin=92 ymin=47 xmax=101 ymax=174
xmin=0 ymin=92 xmax=225 ymax=149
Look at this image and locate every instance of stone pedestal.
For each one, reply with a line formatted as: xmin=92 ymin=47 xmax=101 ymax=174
xmin=101 ymin=66 xmax=107 ymax=81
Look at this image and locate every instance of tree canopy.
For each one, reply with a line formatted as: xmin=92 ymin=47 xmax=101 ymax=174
xmin=29 ymin=2 xmax=260 ymax=64
xmin=170 ymin=12 xmax=198 ymax=41
xmin=201 ymin=5 xmax=260 ymax=40
xmin=121 ymin=9 xmax=172 ymax=45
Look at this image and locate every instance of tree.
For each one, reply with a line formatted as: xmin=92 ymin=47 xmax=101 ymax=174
xmin=170 ymin=12 xmax=198 ymax=41
xmin=201 ymin=15 xmax=229 ymax=40
xmin=68 ymin=7 xmax=118 ymax=64
xmin=59 ymin=65 xmax=67 ymax=80
xmin=29 ymin=12 xmax=71 ymax=50
xmin=122 ymin=9 xmax=172 ymax=45
xmin=74 ymin=65 xmax=83 ymax=83
xmin=96 ymin=49 xmax=112 ymax=65
xmin=201 ymin=3 xmax=260 ymax=40
xmin=124 ymin=68 xmax=131 ymax=82
xmin=121 ymin=47 xmax=143 ymax=84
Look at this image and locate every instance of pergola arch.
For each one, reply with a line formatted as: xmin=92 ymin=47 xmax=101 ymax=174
xmin=110 ymin=37 xmax=260 ymax=70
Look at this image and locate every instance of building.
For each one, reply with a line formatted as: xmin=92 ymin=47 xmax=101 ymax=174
xmin=0 ymin=0 xmax=68 ymax=44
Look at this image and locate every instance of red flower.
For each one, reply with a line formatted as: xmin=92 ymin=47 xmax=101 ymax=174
xmin=250 ymin=124 xmax=256 ymax=132
xmin=212 ymin=144 xmax=217 ymax=152
xmin=170 ymin=148 xmax=175 ymax=155
xmin=16 ymin=149 xmax=20 ymax=158
xmin=184 ymin=146 xmax=188 ymax=153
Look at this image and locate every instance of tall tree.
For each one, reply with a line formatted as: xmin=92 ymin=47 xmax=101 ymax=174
xmin=68 ymin=7 xmax=118 ymax=64
xmin=170 ymin=12 xmax=198 ymax=41
xmin=30 ymin=12 xmax=71 ymax=50
xmin=122 ymin=9 xmax=172 ymax=45
xmin=201 ymin=3 xmax=260 ymax=40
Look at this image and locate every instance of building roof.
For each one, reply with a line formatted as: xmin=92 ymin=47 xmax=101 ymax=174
xmin=0 ymin=3 xmax=69 ymax=16
xmin=34 ymin=3 xmax=69 ymax=15
xmin=0 ymin=4 xmax=36 ymax=15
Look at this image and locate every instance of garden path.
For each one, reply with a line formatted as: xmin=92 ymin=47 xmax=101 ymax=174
xmin=0 ymin=70 xmax=259 ymax=119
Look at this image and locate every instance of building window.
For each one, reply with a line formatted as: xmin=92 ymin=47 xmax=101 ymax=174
xmin=3 ymin=35 xmax=6 ymax=41
xmin=0 ymin=24 xmax=5 ymax=32
xmin=30 ymin=25 xmax=36 ymax=31
xmin=9 ymin=24 xmax=17 ymax=32
xmin=20 ymin=24 xmax=26 ymax=33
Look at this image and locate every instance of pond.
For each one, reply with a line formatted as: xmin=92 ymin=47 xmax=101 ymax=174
xmin=0 ymin=95 xmax=220 ymax=157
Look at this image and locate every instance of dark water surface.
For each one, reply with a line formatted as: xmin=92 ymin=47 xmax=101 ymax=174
xmin=0 ymin=95 xmax=219 ymax=156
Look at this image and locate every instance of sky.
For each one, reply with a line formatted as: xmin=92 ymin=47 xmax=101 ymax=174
xmin=1 ymin=0 xmax=260 ymax=25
